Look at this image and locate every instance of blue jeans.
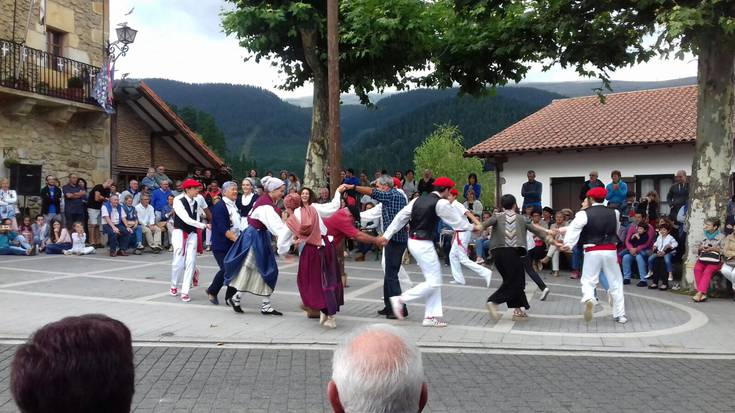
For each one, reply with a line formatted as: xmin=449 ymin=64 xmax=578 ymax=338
xmin=648 ymin=252 xmax=674 ymax=273
xmin=103 ymin=223 xmax=130 ymax=252
xmin=620 ymin=249 xmax=651 ymax=280
xmin=46 ymin=242 xmax=72 ymax=254
xmin=0 ymin=246 xmax=27 ymax=255
xmin=475 ymin=238 xmax=490 ymax=260
xmin=14 ymin=235 xmax=31 ymax=250
xmin=572 ymin=244 xmax=583 ymax=271
xmin=132 ymin=226 xmax=143 ymax=246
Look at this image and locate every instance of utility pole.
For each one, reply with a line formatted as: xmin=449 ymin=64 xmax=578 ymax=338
xmin=327 ymin=0 xmax=341 ymax=194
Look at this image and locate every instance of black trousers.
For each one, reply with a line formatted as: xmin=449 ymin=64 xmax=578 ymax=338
xmin=383 ymin=240 xmax=407 ymax=313
xmin=207 ymin=250 xmax=236 ymax=300
xmin=523 ymin=255 xmax=547 ymax=290
xmin=488 ymin=247 xmax=529 ymax=309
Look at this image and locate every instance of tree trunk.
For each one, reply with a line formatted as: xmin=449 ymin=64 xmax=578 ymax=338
xmin=683 ymin=32 xmax=735 ymax=290
xmin=301 ymin=28 xmax=329 ymax=190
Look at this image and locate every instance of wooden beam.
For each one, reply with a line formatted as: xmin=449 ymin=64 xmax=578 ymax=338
xmin=151 ymin=130 xmax=178 ymax=138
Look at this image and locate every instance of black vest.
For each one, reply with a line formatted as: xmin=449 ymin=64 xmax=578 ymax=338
xmin=409 ymin=193 xmax=440 ymax=240
xmin=580 ymin=205 xmax=618 ymax=246
xmin=173 ymin=197 xmax=198 ymax=233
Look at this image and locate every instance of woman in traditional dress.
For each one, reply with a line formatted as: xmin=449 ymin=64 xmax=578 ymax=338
xmin=235 ymin=177 xmax=259 ymax=220
xmin=223 ymin=176 xmax=293 ymax=315
xmin=285 ymin=186 xmax=345 ymax=328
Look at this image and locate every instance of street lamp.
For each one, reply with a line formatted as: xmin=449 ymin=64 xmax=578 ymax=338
xmin=108 ymin=23 xmax=137 ymax=62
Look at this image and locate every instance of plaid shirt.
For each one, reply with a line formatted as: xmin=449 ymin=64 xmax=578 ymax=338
xmin=372 ymin=188 xmax=408 ymax=243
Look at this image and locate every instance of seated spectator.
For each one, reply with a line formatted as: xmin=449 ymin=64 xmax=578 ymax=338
xmin=119 ymin=179 xmax=141 ymax=206
xmin=101 ymin=194 xmax=132 ymax=257
xmin=639 ymin=190 xmax=660 ymax=221
xmin=645 ymin=222 xmax=678 ymax=289
xmin=541 ymin=207 xmax=554 ymax=229
xmin=693 ymin=217 xmax=724 ymax=302
xmin=19 ymin=216 xmax=33 ymax=245
xmin=31 ymin=215 xmax=48 ymax=252
xmin=10 ymin=314 xmax=134 ymax=413
xmin=463 ymin=189 xmax=483 ymax=216
xmin=560 ymin=208 xmax=574 ymax=222
xmin=122 ymin=195 xmax=143 ymax=254
xmin=151 ymin=180 xmax=173 ymax=214
xmin=528 ymin=209 xmax=547 ymax=270
xmin=541 ymin=211 xmax=568 ymax=277
xmin=620 ymin=212 xmax=655 ymax=286
xmin=45 ymin=219 xmax=72 ymax=255
xmin=474 ymin=211 xmax=492 ymax=264
xmin=63 ymin=222 xmax=96 ymax=255
xmin=0 ymin=218 xmax=34 ymax=256
xmin=720 ymin=229 xmax=735 ymax=301
xmin=158 ymin=194 xmax=176 ymax=251
xmin=135 ymin=194 xmax=162 ymax=253
xmin=328 ymin=324 xmax=427 ymax=413
xmin=141 ymin=167 xmax=158 ymax=191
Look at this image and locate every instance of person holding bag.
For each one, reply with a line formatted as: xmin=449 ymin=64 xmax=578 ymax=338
xmin=693 ymin=217 xmax=724 ymax=302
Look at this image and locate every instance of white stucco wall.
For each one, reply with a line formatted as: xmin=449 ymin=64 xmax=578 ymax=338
xmin=499 ymin=144 xmax=723 ymax=207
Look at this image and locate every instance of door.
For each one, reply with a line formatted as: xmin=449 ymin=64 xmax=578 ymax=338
xmin=551 ymin=177 xmax=585 ymax=211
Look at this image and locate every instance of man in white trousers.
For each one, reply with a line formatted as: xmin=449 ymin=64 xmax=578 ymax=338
xmin=379 ymin=177 xmax=470 ymax=327
xmin=170 ymin=179 xmax=208 ymax=302
xmin=447 ymin=188 xmax=492 ymax=287
xmin=563 ymin=187 xmax=627 ymax=323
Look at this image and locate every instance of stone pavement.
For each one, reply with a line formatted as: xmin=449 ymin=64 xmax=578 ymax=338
xmin=0 ymin=252 xmax=734 ymax=354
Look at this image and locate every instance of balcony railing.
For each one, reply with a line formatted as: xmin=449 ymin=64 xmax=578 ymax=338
xmin=0 ymin=38 xmax=101 ymax=105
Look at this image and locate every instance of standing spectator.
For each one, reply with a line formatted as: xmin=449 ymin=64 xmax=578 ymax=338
xmin=215 ymin=166 xmax=233 ymax=184
xmin=693 ymin=217 xmax=724 ymax=302
xmin=463 ymin=190 xmax=483 ymax=216
xmin=135 ymin=194 xmax=163 ymax=253
xmin=521 ymin=170 xmax=542 ymax=210
xmin=394 ymin=170 xmax=404 ymax=181
xmin=45 ymin=219 xmax=72 ymax=254
xmin=287 ymin=173 xmax=301 ymax=194
xmin=359 ymin=171 xmax=370 ymax=187
xmin=31 ymin=214 xmax=48 ymax=251
xmin=402 ymin=169 xmax=417 ymax=200
xmin=620 ymin=212 xmax=655 ymax=286
xmin=191 ymin=167 xmax=205 ymax=184
xmin=464 ymin=173 xmax=482 ymax=200
xmin=62 ymin=173 xmax=87 ymax=230
xmin=205 ymin=181 xmax=221 ymax=207
xmin=343 ymin=169 xmax=360 ymax=186
xmin=63 ymin=222 xmax=96 ymax=255
xmin=579 ymin=170 xmax=605 ymax=201
xmin=86 ymin=179 xmax=112 ymax=248
xmin=101 ymin=194 xmax=132 ymax=257
xmin=109 ymin=183 xmax=120 ymax=198
xmin=236 ymin=178 xmax=259 ymax=218
xmin=605 ymin=170 xmax=627 ymax=209
xmin=121 ymin=195 xmax=142 ymax=253
xmin=141 ymin=167 xmax=158 ymax=191
xmin=0 ymin=218 xmax=33 ymax=255
xmin=0 ymin=178 xmax=18 ymax=229
xmin=639 ymin=190 xmax=660 ymax=221
xmin=40 ymin=175 xmax=62 ymax=222
xmin=154 ymin=165 xmax=171 ymax=188
xmin=119 ymin=179 xmax=141 ymax=206
xmin=248 ymin=169 xmax=261 ymax=190
xmin=316 ymin=187 xmax=331 ymax=204
xmin=417 ymin=169 xmax=434 ymax=195
xmin=151 ymin=180 xmax=173 ymax=215
xmin=201 ymin=169 xmax=214 ymax=187
xmin=667 ymin=170 xmax=689 ymax=220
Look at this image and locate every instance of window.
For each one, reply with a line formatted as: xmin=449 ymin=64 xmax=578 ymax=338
xmin=46 ymin=29 xmax=65 ymax=70
xmin=636 ymin=174 xmax=674 ymax=216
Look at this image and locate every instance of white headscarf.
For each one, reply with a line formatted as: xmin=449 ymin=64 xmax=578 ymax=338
xmin=261 ymin=176 xmax=285 ymax=193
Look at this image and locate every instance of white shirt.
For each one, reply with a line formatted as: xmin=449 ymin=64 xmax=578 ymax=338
xmin=195 ymin=194 xmax=208 ymax=221
xmin=249 ymin=204 xmax=293 ymax=255
xmin=383 ymin=192 xmax=467 ymax=240
xmin=463 ymin=199 xmax=483 ymax=216
xmin=173 ymin=194 xmax=206 ymax=230
xmin=223 ymin=197 xmax=241 ymax=235
xmin=0 ymin=189 xmax=18 ymax=206
xmin=563 ymin=203 xmax=621 ymax=249
xmin=291 ymin=190 xmax=343 ymax=244
xmin=450 ymin=200 xmax=474 ymax=231
xmin=135 ymin=203 xmax=156 ymax=226
xmin=101 ymin=204 xmax=121 ymax=225
xmin=71 ymin=232 xmax=87 ymax=250
xmin=653 ymin=234 xmax=678 ymax=252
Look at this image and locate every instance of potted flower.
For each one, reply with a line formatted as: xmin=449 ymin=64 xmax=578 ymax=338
xmin=67 ymin=76 xmax=84 ymax=100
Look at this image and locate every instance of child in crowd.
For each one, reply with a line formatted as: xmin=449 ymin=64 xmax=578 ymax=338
xmin=646 ymin=223 xmax=678 ymax=290
xmin=63 ymin=222 xmax=96 ymax=255
xmin=19 ymin=216 xmax=33 ymax=245
xmin=0 ymin=218 xmax=34 ymax=255
xmin=629 ymin=222 xmax=650 ymax=248
xmin=541 ymin=211 xmax=568 ymax=277
xmin=692 ymin=217 xmax=724 ymax=303
xmin=31 ymin=215 xmax=48 ymax=251
xmin=474 ymin=211 xmax=492 ymax=264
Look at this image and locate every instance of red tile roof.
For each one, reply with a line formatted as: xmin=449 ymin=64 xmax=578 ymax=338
xmin=137 ymin=81 xmax=225 ymax=168
xmin=466 ymin=85 xmax=700 ymax=157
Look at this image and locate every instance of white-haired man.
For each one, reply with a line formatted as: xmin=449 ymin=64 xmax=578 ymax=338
xmin=328 ymin=324 xmax=427 ymax=413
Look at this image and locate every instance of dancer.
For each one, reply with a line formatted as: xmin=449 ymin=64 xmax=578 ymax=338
xmin=206 ymin=181 xmax=240 ymax=305
xmin=380 ymin=177 xmax=468 ymax=327
xmin=481 ymin=194 xmax=553 ymax=321
xmin=524 ymin=230 xmax=551 ymax=300
xmin=223 ymin=176 xmax=293 ymax=315
xmin=284 ymin=186 xmax=345 ymax=329
xmin=169 ymin=179 xmax=208 ymax=302
xmin=563 ymin=187 xmax=627 ymax=323
xmin=446 ymin=188 xmax=492 ymax=287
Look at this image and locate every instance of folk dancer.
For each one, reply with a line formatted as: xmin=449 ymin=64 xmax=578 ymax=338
xmin=381 ymin=177 xmax=468 ymax=327
xmin=482 ymin=194 xmax=553 ymax=321
xmin=446 ymin=188 xmax=492 ymax=287
xmin=169 ymin=179 xmax=208 ymax=302
xmin=206 ymin=181 xmax=241 ymax=305
xmin=563 ymin=187 xmax=627 ymax=323
xmin=223 ymin=176 xmax=293 ymax=315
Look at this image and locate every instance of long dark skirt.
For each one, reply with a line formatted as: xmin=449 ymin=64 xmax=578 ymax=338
xmin=488 ymin=247 xmax=530 ymax=309
xmin=297 ymin=237 xmax=344 ymax=316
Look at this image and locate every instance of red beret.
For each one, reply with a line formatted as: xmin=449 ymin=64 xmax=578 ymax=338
xmin=393 ymin=177 xmax=402 ymax=189
xmin=450 ymin=188 xmax=458 ymax=196
xmin=181 ymin=179 xmax=202 ymax=190
xmin=433 ymin=177 xmax=455 ymax=188
xmin=587 ymin=187 xmax=607 ymax=199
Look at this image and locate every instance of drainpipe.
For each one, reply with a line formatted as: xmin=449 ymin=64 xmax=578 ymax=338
xmin=494 ymin=155 xmax=506 ymax=209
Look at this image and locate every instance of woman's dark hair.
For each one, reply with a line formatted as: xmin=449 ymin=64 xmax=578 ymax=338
xmin=1 ymin=218 xmax=11 ymax=225
xmin=405 ymin=169 xmax=414 ymax=176
xmin=300 ymin=187 xmax=318 ymax=206
xmin=611 ymin=170 xmax=622 ymax=178
xmin=500 ymin=194 xmax=516 ymax=210
xmin=467 ymin=173 xmax=478 ymax=184
xmin=542 ymin=207 xmax=555 ymax=215
xmin=11 ymin=314 xmax=134 ymax=413
xmin=637 ymin=222 xmax=648 ymax=231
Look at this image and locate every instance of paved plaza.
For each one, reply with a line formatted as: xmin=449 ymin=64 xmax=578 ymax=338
xmin=1 ymin=252 xmax=735 ymax=411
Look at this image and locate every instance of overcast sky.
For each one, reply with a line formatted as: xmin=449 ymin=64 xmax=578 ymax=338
xmin=110 ymin=0 xmax=698 ymax=100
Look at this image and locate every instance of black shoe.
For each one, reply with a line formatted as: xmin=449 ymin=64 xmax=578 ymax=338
xmin=261 ymin=308 xmax=283 ymax=316
xmin=377 ymin=308 xmax=390 ymax=316
xmin=386 ymin=313 xmax=398 ymax=320
xmin=623 ymin=279 xmax=631 ymax=285
xmin=386 ymin=308 xmax=408 ymax=319
xmin=225 ymin=298 xmax=243 ymax=313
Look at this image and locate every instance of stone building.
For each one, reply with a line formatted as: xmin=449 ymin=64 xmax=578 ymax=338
xmin=0 ymin=0 xmax=110 ymax=189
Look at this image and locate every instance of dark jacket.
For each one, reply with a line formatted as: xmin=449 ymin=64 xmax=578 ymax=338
xmin=235 ymin=193 xmax=259 ymax=218
xmin=40 ymin=186 xmax=62 ymax=214
xmin=521 ymin=180 xmax=542 ymax=206
xmin=667 ymin=183 xmax=689 ymax=208
xmin=579 ymin=179 xmax=605 ymax=201
xmin=210 ymin=201 xmax=234 ymax=253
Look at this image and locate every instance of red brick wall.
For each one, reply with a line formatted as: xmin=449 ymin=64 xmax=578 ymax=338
xmin=153 ymin=137 xmax=189 ymax=175
xmin=117 ymin=104 xmax=152 ymax=169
